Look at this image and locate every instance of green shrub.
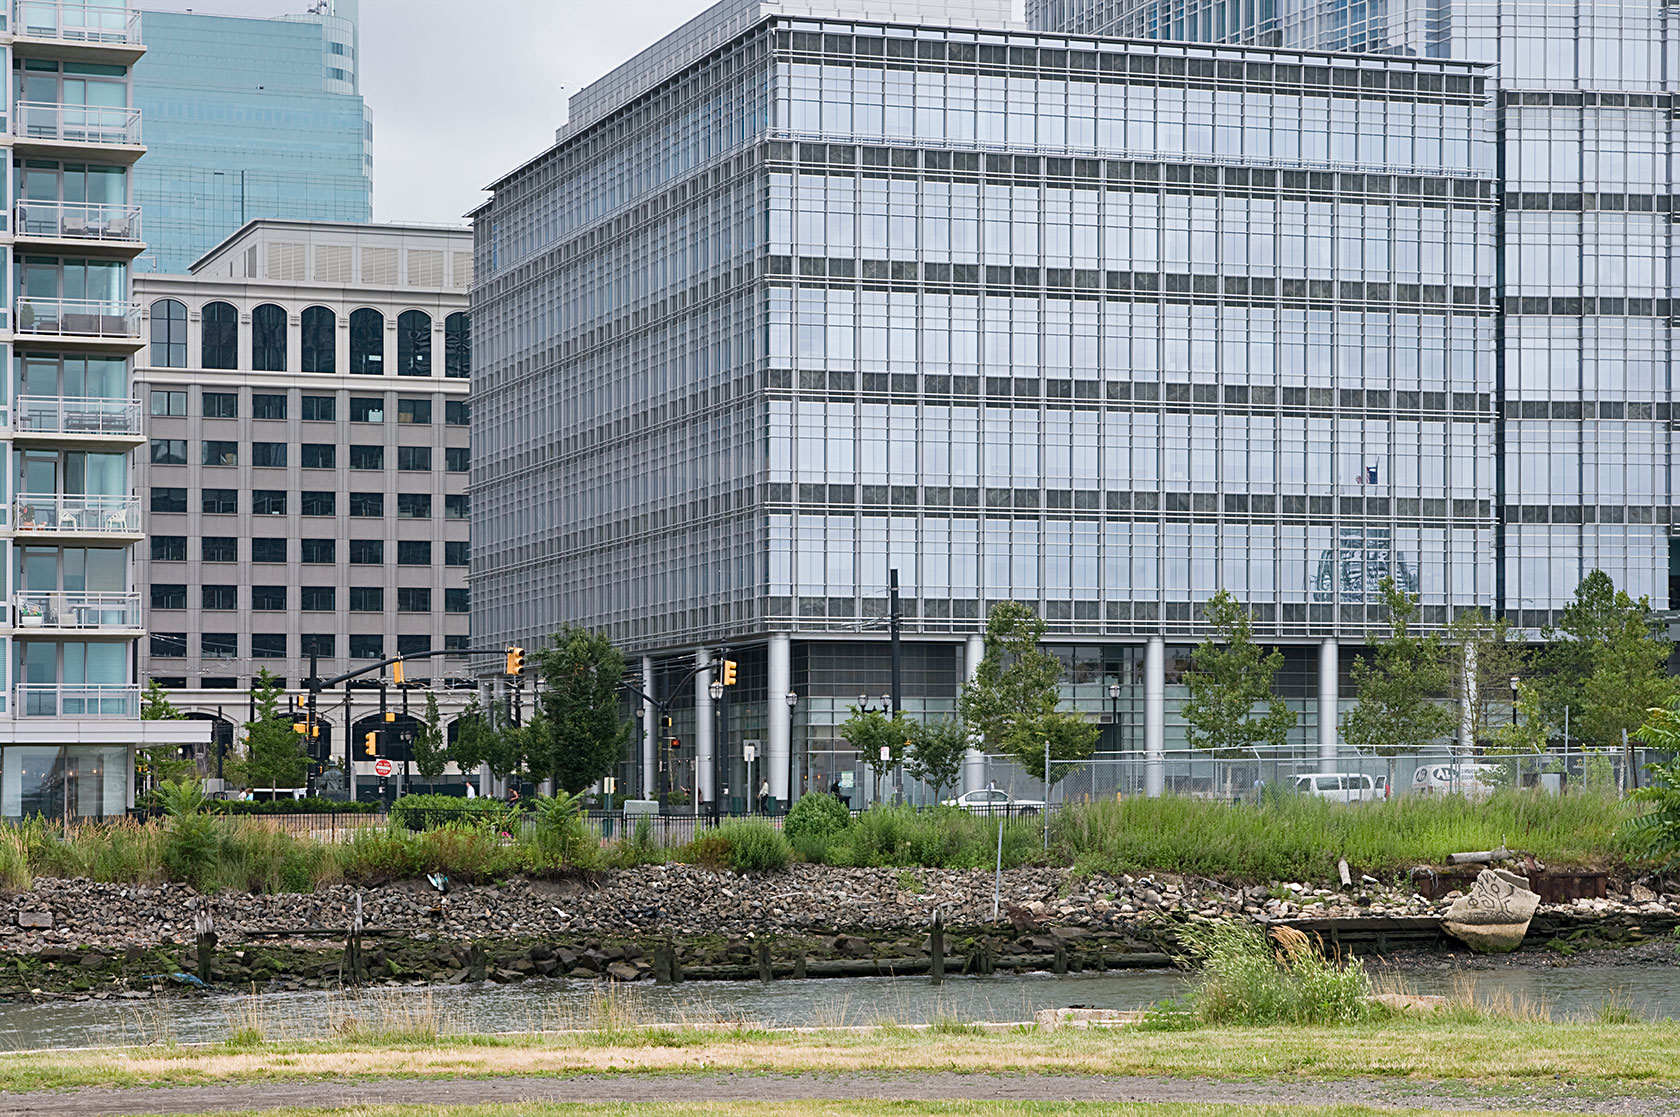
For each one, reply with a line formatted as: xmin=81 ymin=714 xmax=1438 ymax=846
xmin=158 ymin=779 xmax=220 ymax=888
xmin=826 ymin=805 xmax=1038 ymax=870
xmin=210 ymin=797 xmax=378 ymax=815
xmin=0 ymin=826 xmax=30 ymax=892
xmin=529 ymin=793 xmax=597 ymax=869
xmin=788 ymin=829 xmax=834 ymax=865
xmin=714 ymin=819 xmax=792 ymax=872
xmin=1177 ymin=920 xmax=1370 ymax=1026
xmin=336 ymin=824 xmax=418 ymax=884
xmin=784 ymin=793 xmax=852 ymax=843
xmin=390 ymin=793 xmax=509 ymax=832
xmin=679 ymin=830 xmax=732 ymax=872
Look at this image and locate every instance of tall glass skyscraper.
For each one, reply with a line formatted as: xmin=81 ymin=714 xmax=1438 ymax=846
xmin=1029 ymin=1 xmax=1680 ymax=630
xmin=471 ymin=0 xmax=1501 ymax=807
xmin=131 ymin=0 xmax=372 ymax=273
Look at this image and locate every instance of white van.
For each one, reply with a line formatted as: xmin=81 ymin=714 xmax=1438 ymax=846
xmin=1411 ymin=763 xmax=1501 ymax=799
xmin=1292 ymin=772 xmax=1386 ymax=803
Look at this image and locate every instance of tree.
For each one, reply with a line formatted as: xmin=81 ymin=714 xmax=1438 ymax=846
xmin=1446 ymin=609 xmax=1530 ymax=749
xmin=1180 ymin=591 xmax=1296 ymax=766
xmin=1538 ymin=571 xmax=1674 ymax=748
xmin=141 ymin=679 xmax=185 ymax=721
xmin=906 ymin=717 xmax=969 ymax=803
xmin=450 ymin=696 xmax=522 ymax=784
xmin=958 ymin=602 xmax=1099 ymax=786
xmin=238 ymin=668 xmax=307 ymax=789
xmin=138 ymin=680 xmax=196 ymax=789
xmin=410 ymin=692 xmax=449 ymax=790
xmin=839 ymin=706 xmax=916 ymax=788
xmin=1489 ymin=681 xmax=1554 ymax=753
xmin=528 ymin=625 xmax=632 ymax=794
xmin=1341 ymin=578 xmax=1457 ymax=789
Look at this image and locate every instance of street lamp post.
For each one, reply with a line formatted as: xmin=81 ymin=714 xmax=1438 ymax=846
xmin=709 ymin=677 xmax=725 ymax=822
xmin=785 ymin=691 xmax=799 ymax=806
xmin=857 ymin=693 xmax=892 ymax=806
xmin=1107 ymin=681 xmax=1121 ymax=753
xmin=1510 ymin=675 xmax=1520 ymax=733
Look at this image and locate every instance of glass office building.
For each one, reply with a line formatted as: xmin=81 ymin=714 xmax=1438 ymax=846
xmin=1030 ymin=1 xmax=1680 ymax=629
xmin=131 ymin=0 xmax=372 ymax=273
xmin=471 ymin=0 xmax=1501 ymax=807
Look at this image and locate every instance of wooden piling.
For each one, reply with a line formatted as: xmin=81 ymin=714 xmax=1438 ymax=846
xmin=756 ymin=940 xmax=773 ymax=983
xmin=653 ymin=942 xmax=675 ymax=984
xmin=193 ymin=906 xmax=216 ymax=986
xmin=928 ymin=913 xmax=945 ymax=985
xmin=1053 ymin=943 xmax=1068 ymax=975
xmin=793 ymin=951 xmax=807 ymax=979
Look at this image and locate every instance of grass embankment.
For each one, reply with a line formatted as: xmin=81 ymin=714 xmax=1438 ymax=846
xmin=0 ymin=789 xmax=1638 ymax=896
xmin=0 ymin=1105 xmax=1589 ymax=1117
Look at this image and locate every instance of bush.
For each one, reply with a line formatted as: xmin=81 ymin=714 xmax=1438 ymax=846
xmin=210 ymin=797 xmax=378 ymax=815
xmin=158 ymin=779 xmax=220 ymax=888
xmin=784 ymin=793 xmax=851 ymax=843
xmin=716 ymin=819 xmax=792 ymax=872
xmin=826 ymin=805 xmax=1038 ymax=870
xmin=1178 ymin=920 xmax=1370 ymax=1026
xmin=390 ymin=794 xmax=510 ymax=832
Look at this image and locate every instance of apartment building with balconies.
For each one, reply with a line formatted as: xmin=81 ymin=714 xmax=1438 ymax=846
xmin=3 ymin=0 xmax=210 ymax=820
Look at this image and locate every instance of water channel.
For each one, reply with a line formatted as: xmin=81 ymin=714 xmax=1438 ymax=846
xmin=2 ymin=962 xmax=1678 ymax=1050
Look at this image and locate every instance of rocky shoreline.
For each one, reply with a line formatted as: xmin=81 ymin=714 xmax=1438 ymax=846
xmin=1 ymin=866 xmax=1675 ymax=1000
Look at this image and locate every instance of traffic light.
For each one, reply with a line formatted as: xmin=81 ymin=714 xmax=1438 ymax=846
xmin=721 ymin=659 xmax=738 ymax=686
xmin=292 ymin=721 xmax=308 ymax=735
xmin=669 ymin=737 xmax=682 ymax=750
xmin=661 ymin=714 xmax=673 ymax=729
xmin=392 ymin=657 xmax=406 ymax=686
xmin=384 ymin=710 xmax=396 ymax=723
xmin=506 ymin=646 xmax=524 ymax=676
xmin=363 ymin=731 xmax=378 ymax=756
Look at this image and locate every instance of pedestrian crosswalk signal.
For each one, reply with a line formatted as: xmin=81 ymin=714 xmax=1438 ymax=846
xmin=363 ymin=731 xmax=378 ymax=756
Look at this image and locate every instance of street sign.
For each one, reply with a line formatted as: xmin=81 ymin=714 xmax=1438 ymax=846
xmin=373 ymin=758 xmax=392 ymax=777
xmin=880 ymin=745 xmax=890 ymax=763
xmin=743 ymin=743 xmax=758 ymax=763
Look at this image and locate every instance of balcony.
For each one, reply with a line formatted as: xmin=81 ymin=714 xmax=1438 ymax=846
xmin=15 ymin=2 xmax=141 ymax=44
xmin=16 ymin=201 xmax=142 ymax=252
xmin=13 ymin=493 xmax=140 ymax=537
xmin=15 ymin=591 xmax=141 ymax=632
xmin=14 ymin=101 xmax=142 ymax=157
xmin=16 ymin=297 xmax=142 ymax=344
xmin=15 ymin=683 xmax=139 ymax=719
xmin=13 ymin=395 xmax=143 ymax=445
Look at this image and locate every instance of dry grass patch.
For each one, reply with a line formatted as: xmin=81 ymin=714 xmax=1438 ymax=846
xmin=49 ymin=1105 xmax=1583 ymax=1117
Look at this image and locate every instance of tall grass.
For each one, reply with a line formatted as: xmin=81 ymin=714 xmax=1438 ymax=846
xmin=809 ymin=805 xmax=1040 ymax=870
xmin=1177 ymin=921 xmax=1371 ymax=1026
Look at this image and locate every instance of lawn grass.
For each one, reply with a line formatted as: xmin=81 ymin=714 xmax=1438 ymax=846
xmin=74 ymin=1104 xmax=1583 ymax=1117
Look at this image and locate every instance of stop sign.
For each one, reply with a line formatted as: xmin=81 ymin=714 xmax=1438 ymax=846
xmin=373 ymin=758 xmax=392 ymax=777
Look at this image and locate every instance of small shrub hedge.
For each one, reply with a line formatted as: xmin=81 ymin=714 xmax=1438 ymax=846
xmin=783 ymin=792 xmax=851 ymax=844
xmin=679 ymin=819 xmax=792 ymax=873
xmin=389 ymin=794 xmax=514 ymax=832
xmin=210 ymin=797 xmax=379 ymax=815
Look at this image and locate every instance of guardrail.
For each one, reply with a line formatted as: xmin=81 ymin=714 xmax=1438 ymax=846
xmin=14 ymin=590 xmax=140 ymax=631
xmin=13 ymin=492 xmax=140 ymax=534
xmin=15 ymin=683 xmax=138 ymax=719
xmin=14 ymin=1 xmax=141 ymax=44
xmin=15 ymin=296 xmax=141 ymax=339
xmin=15 ymin=101 xmax=141 ymax=146
xmin=15 ymin=200 xmax=140 ymax=243
xmin=14 ymin=395 xmax=141 ymax=437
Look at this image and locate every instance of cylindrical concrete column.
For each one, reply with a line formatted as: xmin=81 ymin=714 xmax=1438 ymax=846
xmin=693 ymin=648 xmax=715 ymax=807
xmin=1144 ymin=636 xmax=1165 ymax=797
xmin=767 ymin=633 xmax=792 ymax=807
xmin=1318 ymin=638 xmax=1339 ymax=772
xmin=962 ymin=634 xmax=986 ymax=793
xmin=641 ymin=654 xmax=657 ymax=800
xmin=1459 ymin=642 xmax=1476 ymax=755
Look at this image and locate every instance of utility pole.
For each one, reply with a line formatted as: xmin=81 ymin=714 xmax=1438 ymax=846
xmin=889 ymin=568 xmax=902 ymax=805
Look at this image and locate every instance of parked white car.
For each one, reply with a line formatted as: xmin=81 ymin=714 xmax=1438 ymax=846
xmin=1412 ymin=763 xmax=1501 ymax=799
xmin=1292 ymin=772 xmax=1387 ymax=803
xmin=939 ymin=788 xmax=1047 ymax=814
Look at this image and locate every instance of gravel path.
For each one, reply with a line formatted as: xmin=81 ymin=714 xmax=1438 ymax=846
xmin=4 ymin=1073 xmax=1677 ymax=1116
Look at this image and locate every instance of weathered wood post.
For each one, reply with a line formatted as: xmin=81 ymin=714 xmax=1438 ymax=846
xmin=1053 ymin=942 xmax=1068 ymax=975
xmin=653 ymin=942 xmax=675 ymax=984
xmin=756 ymin=940 xmax=773 ymax=983
xmin=928 ymin=912 xmax=945 ymax=985
xmin=342 ymin=893 xmax=365 ymax=987
xmin=193 ymin=905 xmax=216 ymax=986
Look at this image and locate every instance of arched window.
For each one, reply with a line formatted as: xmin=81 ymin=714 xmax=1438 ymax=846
xmin=444 ymin=312 xmax=470 ymax=379
xmin=349 ymin=308 xmax=383 ymax=375
xmin=397 ymin=310 xmax=431 ymax=376
xmin=301 ymin=306 xmax=336 ymax=373
xmin=252 ymin=303 xmax=287 ymax=372
xmin=202 ymin=301 xmax=238 ymax=370
xmin=149 ymin=299 xmax=186 ymax=368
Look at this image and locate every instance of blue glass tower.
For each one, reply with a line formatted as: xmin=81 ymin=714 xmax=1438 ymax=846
xmin=131 ymin=0 xmax=372 ymax=272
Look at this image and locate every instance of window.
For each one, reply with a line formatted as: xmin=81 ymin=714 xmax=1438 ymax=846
xmin=202 ymin=585 xmax=238 ymax=610
xmin=349 ymin=538 xmax=383 ymax=564
xmin=350 ymin=396 xmax=384 ymax=422
xmin=349 ymin=445 xmax=383 ymax=470
xmin=301 ymin=394 xmax=336 ymax=421
xmin=444 ymin=312 xmax=470 ymax=378
xmin=202 ymin=440 xmax=237 ymax=466
xmin=149 ymin=439 xmax=186 ymax=465
xmin=444 ymin=540 xmax=469 ymax=566
xmin=397 ymin=398 xmax=431 ymax=424
xmin=397 ymin=540 xmax=431 ymax=565
xmin=201 ymin=488 xmax=236 ymax=514
xmin=251 ymin=392 xmax=287 ymax=420
xmin=151 ymin=535 xmax=187 ymax=561
xmin=349 ymin=307 xmax=383 ymax=374
xmin=349 ymin=586 xmax=383 ymax=611
xmin=397 ymin=634 xmax=430 ymax=656
xmin=300 ymin=586 xmax=336 ymax=611
xmin=301 ymin=634 xmax=335 ymax=658
xmin=443 ymin=634 xmax=470 ymax=652
xmin=445 ymin=400 xmax=469 ymax=425
xmin=251 ymin=537 xmax=286 ymax=563
xmin=445 ymin=447 xmax=469 ymax=472
xmin=445 ymin=588 xmax=469 ymax=613
xmin=203 ymin=391 xmax=237 ymax=418
xmin=397 ymin=493 xmax=431 ymax=519
xmin=150 ymin=584 xmax=186 ymax=609
xmin=445 ymin=494 xmax=469 ymax=519
xmin=150 ymin=299 xmax=187 ymax=367
xmin=202 ymin=301 xmax=238 ymax=370
xmin=292 ymin=305 xmax=337 ymax=375
xmin=397 ymin=446 xmax=431 ymax=471
xmin=252 ymin=490 xmax=287 ymax=515
xmin=202 ymin=536 xmax=237 ymax=562
xmin=300 ymin=490 xmax=336 ymax=516
xmin=149 ymin=389 xmax=185 ymax=416
xmin=251 ymin=633 xmax=288 ymax=659
xmin=251 ymin=585 xmax=287 ymax=611
xmin=397 ymin=309 xmax=432 ymax=375
xmin=301 ymin=443 xmax=335 ymax=469
xmin=350 ymin=633 xmax=384 ymax=659
xmin=201 ymin=677 xmax=239 ymax=689
xmin=301 ymin=538 xmax=335 ymax=563
xmin=150 ymin=634 xmax=186 ymax=658
xmin=251 ymin=442 xmax=287 ymax=468
xmin=252 ymin=303 xmax=287 ymax=371
xmin=349 ymin=492 xmax=384 ymax=517
xmin=398 ymin=587 xmax=432 ymax=612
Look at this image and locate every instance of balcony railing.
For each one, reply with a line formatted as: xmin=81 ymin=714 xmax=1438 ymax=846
xmin=13 ymin=493 xmax=140 ymax=534
xmin=15 ymin=2 xmax=141 ymax=45
xmin=14 ymin=395 xmax=141 ymax=438
xmin=16 ymin=200 xmax=140 ymax=243
xmin=15 ymin=591 xmax=140 ymax=631
xmin=15 ymin=684 xmax=139 ymax=719
xmin=15 ymin=101 xmax=141 ymax=146
xmin=16 ymin=297 xmax=141 ymax=340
